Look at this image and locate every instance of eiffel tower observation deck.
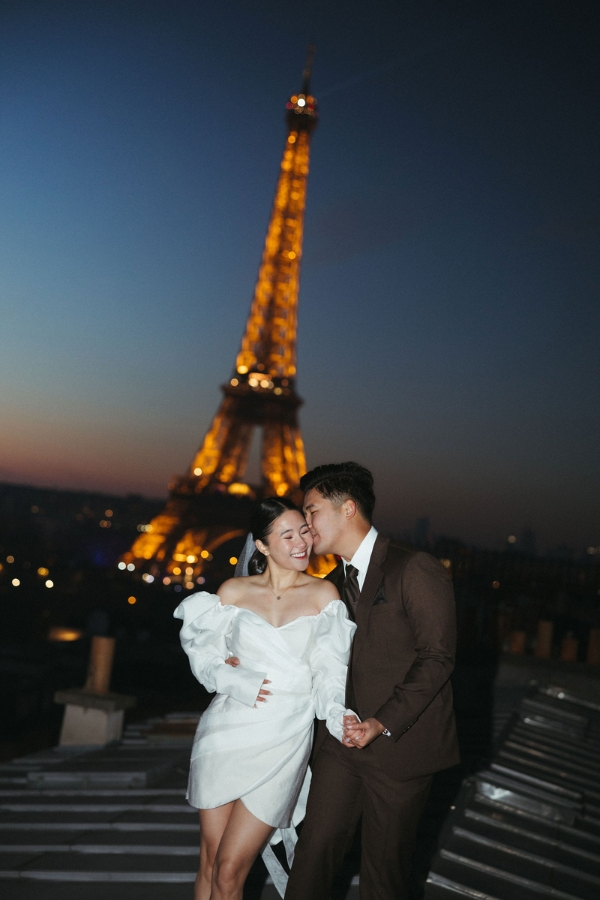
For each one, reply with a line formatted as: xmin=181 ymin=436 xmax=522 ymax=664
xmin=121 ymin=51 xmax=329 ymax=582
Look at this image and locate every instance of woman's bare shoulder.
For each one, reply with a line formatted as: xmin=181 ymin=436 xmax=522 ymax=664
xmin=217 ymin=577 xmax=252 ymax=605
xmin=305 ymin=575 xmax=340 ymax=609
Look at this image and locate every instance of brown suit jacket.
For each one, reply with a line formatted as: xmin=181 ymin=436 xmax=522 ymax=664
xmin=315 ymin=535 xmax=460 ymax=781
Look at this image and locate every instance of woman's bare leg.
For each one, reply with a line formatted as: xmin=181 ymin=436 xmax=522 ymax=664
xmin=211 ymin=799 xmax=274 ymax=900
xmin=196 ymin=803 xmax=235 ymax=900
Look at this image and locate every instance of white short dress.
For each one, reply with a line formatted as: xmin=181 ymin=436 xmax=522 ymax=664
xmin=173 ymin=592 xmax=356 ymax=896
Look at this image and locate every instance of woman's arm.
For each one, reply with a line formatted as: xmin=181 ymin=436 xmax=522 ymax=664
xmin=308 ymin=601 xmax=357 ymax=742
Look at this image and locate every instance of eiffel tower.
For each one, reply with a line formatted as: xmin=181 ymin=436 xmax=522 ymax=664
xmin=122 ymin=51 xmax=331 ymax=585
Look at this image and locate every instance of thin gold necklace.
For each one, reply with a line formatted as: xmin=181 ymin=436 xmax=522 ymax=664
xmin=265 ymin=572 xmax=300 ymax=601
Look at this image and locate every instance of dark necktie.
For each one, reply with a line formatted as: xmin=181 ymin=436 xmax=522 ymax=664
xmin=342 ymin=564 xmax=360 ymax=619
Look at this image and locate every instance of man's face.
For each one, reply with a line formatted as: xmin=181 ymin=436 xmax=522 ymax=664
xmin=303 ymin=488 xmax=345 ymax=557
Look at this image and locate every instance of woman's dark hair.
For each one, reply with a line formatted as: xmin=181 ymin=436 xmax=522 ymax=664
xmin=300 ymin=461 xmax=375 ymax=522
xmin=249 ymin=497 xmax=301 ymax=575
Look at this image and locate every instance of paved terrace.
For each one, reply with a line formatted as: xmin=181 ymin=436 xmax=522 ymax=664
xmin=1 ymin=657 xmax=599 ymax=900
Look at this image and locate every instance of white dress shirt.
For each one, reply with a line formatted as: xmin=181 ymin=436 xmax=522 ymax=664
xmin=343 ymin=525 xmax=378 ymax=590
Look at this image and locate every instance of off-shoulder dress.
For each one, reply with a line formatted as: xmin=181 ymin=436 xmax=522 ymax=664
xmin=173 ymin=592 xmax=356 ymax=896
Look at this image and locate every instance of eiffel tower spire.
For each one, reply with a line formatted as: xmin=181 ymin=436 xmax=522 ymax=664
xmin=122 ymin=55 xmax=321 ymax=581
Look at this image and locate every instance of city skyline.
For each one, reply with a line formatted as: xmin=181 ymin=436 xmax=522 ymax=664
xmin=1 ymin=1 xmax=599 ymax=553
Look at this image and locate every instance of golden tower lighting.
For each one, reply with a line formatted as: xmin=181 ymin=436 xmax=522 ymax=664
xmin=122 ymin=51 xmax=332 ymax=581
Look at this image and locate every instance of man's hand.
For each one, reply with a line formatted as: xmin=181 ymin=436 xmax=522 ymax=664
xmin=225 ymin=656 xmax=240 ymax=667
xmin=343 ymin=716 xmax=386 ymax=748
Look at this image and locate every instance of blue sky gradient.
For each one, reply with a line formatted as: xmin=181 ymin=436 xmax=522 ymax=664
xmin=1 ymin=1 xmax=598 ymax=551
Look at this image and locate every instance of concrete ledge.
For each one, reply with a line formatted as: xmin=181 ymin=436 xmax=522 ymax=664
xmin=54 ymin=690 xmax=136 ymax=713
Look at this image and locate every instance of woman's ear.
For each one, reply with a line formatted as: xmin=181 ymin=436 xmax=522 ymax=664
xmin=255 ymin=539 xmax=269 ymax=556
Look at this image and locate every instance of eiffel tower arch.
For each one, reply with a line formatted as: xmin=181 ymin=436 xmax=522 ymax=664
xmin=121 ymin=52 xmax=335 ymax=586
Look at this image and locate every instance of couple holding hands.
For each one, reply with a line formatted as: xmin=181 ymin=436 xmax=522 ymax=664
xmin=174 ymin=462 xmax=459 ymax=900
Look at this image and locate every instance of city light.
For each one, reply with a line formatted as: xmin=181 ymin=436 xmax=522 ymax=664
xmin=105 ymin=509 xmax=113 ymax=517
xmin=194 ymin=467 xmax=203 ymax=475
xmin=7 ymin=556 xmax=14 ymax=563
xmin=507 ymin=535 xmax=517 ymax=544
xmin=48 ymin=627 xmax=82 ymax=642
xmin=118 ymin=561 xmax=126 ymax=570
xmin=12 ymin=578 xmax=20 ymax=587
xmin=45 ymin=580 xmax=54 ymax=588
xmin=37 ymin=567 xmax=49 ymax=576
xmin=142 ymin=573 xmax=154 ymax=583
xmin=229 ymin=557 xmax=238 ymax=566
xmin=163 ymin=576 xmax=171 ymax=585
xmin=126 ymin=563 xmax=135 ymax=572
xmin=228 ymin=482 xmax=250 ymax=496
xmin=492 ymin=581 xmax=500 ymax=589
xmin=128 ymin=596 xmax=137 ymax=605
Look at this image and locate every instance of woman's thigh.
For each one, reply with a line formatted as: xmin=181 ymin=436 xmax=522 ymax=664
xmin=214 ymin=799 xmax=274 ymax=874
xmin=199 ymin=802 xmax=236 ymax=861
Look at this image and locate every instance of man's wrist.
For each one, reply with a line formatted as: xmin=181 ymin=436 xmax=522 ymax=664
xmin=370 ymin=718 xmax=388 ymax=736
xmin=373 ymin=718 xmax=391 ymax=737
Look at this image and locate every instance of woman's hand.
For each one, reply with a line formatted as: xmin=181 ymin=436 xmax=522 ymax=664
xmin=254 ymin=679 xmax=271 ymax=706
xmin=225 ymin=656 xmax=240 ymax=667
xmin=343 ymin=716 xmax=386 ymax=748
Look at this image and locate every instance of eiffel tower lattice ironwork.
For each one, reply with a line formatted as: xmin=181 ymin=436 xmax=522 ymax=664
xmin=122 ymin=53 xmax=330 ymax=583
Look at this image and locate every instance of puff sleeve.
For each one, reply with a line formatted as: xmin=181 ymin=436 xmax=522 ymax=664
xmin=308 ymin=600 xmax=357 ymax=742
xmin=173 ymin=592 xmax=267 ymax=708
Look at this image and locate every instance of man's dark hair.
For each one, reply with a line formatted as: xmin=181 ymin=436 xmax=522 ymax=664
xmin=300 ymin=462 xmax=375 ymax=523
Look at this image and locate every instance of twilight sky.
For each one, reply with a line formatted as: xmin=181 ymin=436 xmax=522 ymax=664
xmin=1 ymin=0 xmax=598 ymax=553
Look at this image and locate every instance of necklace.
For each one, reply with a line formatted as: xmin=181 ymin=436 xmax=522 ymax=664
xmin=265 ymin=573 xmax=300 ymax=601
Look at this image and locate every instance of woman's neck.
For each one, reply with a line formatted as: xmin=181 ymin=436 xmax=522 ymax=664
xmin=264 ymin=562 xmax=300 ymax=594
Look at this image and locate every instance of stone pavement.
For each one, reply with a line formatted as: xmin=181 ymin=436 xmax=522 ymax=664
xmin=1 ymin=658 xmax=599 ymax=900
xmin=426 ymin=662 xmax=600 ymax=900
xmin=0 ymin=713 xmax=325 ymax=900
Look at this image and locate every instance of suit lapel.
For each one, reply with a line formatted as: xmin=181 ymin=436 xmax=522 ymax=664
xmin=352 ymin=534 xmax=389 ymax=662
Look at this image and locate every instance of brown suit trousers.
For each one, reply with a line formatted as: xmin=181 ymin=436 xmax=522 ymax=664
xmin=285 ymin=735 xmax=432 ymax=900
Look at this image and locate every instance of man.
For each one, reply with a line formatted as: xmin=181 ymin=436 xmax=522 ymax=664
xmin=285 ymin=462 xmax=459 ymax=900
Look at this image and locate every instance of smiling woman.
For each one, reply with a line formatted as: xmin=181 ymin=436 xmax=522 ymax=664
xmin=173 ymin=495 xmax=357 ymax=898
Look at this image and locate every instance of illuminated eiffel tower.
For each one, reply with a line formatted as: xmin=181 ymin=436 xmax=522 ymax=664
xmin=122 ymin=52 xmax=330 ymax=585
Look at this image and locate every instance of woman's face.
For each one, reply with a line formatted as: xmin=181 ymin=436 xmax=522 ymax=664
xmin=258 ymin=510 xmax=313 ymax=572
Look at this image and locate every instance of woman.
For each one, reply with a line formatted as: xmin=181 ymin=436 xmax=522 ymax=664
xmin=173 ymin=497 xmax=356 ymax=900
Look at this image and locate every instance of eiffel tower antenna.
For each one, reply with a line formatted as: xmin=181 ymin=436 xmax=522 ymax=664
xmin=302 ymin=42 xmax=315 ymax=95
xmin=122 ymin=54 xmax=323 ymax=583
